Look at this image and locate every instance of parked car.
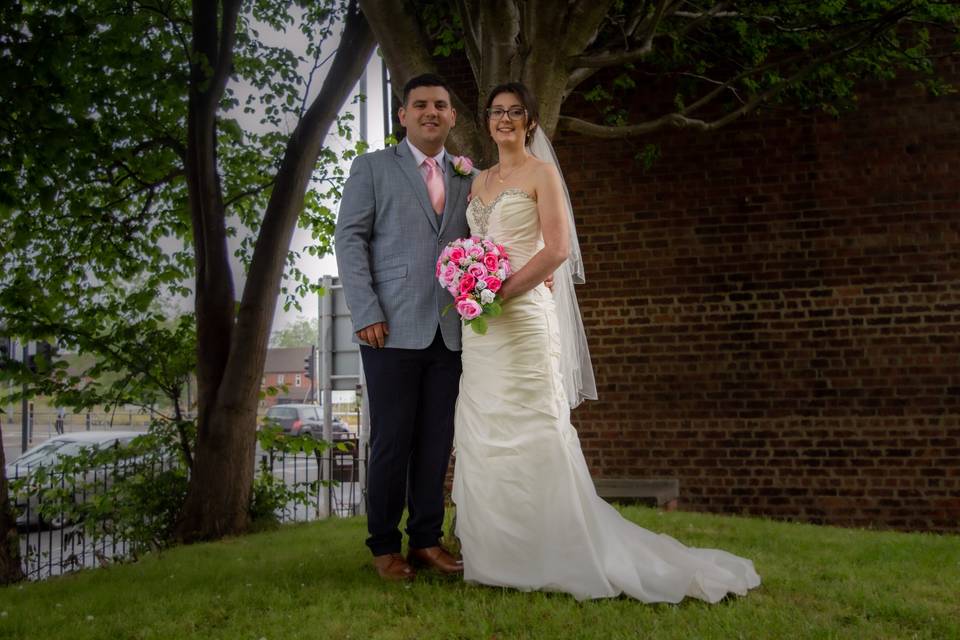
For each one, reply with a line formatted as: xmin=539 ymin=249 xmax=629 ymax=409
xmin=263 ymin=404 xmax=351 ymax=440
xmin=4 ymin=431 xmax=144 ymax=528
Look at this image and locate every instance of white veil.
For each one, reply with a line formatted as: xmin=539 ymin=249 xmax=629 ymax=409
xmin=528 ymin=128 xmax=598 ymax=408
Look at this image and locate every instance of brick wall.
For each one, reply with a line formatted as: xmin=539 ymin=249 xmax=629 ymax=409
xmin=559 ymin=65 xmax=960 ymax=531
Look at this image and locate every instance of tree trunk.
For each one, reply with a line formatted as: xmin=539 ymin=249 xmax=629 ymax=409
xmin=176 ymin=398 xmax=258 ymax=539
xmin=175 ymin=0 xmax=243 ymax=542
xmin=0 ymin=423 xmax=25 ymax=584
xmin=176 ymin=1 xmax=374 ymax=542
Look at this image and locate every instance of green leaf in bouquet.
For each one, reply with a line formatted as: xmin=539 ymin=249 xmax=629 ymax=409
xmin=442 ymin=301 xmax=455 ymax=316
xmin=468 ymin=316 xmax=488 ymax=335
xmin=485 ymin=301 xmax=502 ymax=317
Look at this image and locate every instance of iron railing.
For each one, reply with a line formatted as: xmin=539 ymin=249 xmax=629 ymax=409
xmin=10 ymin=441 xmax=367 ymax=581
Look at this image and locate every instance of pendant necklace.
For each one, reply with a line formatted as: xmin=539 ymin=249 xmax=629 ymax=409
xmin=496 ymin=157 xmax=527 ymax=183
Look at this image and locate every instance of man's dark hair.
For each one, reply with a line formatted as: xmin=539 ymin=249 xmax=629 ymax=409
xmin=402 ymin=73 xmax=452 ymax=106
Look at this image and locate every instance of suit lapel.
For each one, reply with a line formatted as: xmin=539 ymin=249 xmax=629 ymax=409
xmin=394 ymin=142 xmax=440 ymax=233
xmin=439 ymin=154 xmax=464 ymax=237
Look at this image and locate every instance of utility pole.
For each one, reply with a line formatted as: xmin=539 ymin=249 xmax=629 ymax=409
xmin=20 ymin=341 xmax=28 ymax=453
xmin=319 ymin=276 xmax=334 ymax=517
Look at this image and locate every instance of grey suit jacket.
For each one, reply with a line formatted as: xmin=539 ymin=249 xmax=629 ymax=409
xmin=334 ymin=142 xmax=473 ymax=351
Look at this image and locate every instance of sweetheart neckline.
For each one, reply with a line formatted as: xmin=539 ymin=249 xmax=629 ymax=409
xmin=470 ymin=188 xmax=536 ymax=209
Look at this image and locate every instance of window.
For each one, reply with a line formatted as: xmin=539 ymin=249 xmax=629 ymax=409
xmin=295 ymin=374 xmax=302 ymax=387
xmin=277 ymin=374 xmax=285 ymax=385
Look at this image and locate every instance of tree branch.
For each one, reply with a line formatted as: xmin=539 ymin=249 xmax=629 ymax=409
xmin=298 ymin=11 xmax=339 ymax=120
xmin=625 ymin=0 xmax=653 ymax=37
xmin=673 ymin=2 xmax=733 ymax=39
xmin=634 ymin=0 xmax=682 ymax=47
xmin=97 ymin=168 xmax=184 ymax=212
xmin=135 ymin=0 xmax=192 ymax=63
xmin=223 ymin=178 xmax=276 ymax=210
xmin=564 ymin=0 xmax=682 ymax=93
xmin=569 ymin=41 xmax=656 ymax=68
xmin=454 ymin=0 xmax=483 ymax=87
xmin=560 ymin=0 xmax=613 ymax=54
xmin=227 ymin=1 xmax=375 ymax=405
xmin=209 ymin=0 xmax=242 ymax=106
xmin=477 ymin=0 xmax=522 ymax=95
xmin=358 ymin=0 xmax=482 ymax=158
xmin=560 ymin=10 xmax=908 ymax=139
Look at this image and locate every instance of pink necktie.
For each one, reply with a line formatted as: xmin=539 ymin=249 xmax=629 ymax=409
xmin=424 ymin=157 xmax=445 ymax=214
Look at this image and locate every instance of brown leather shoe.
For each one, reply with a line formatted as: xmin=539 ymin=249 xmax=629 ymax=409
xmin=372 ymin=553 xmax=416 ymax=581
xmin=407 ymin=546 xmax=464 ymax=574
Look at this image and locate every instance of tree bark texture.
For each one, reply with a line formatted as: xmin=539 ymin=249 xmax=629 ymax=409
xmin=361 ymin=0 xmax=616 ymax=164
xmin=0 ymin=423 xmax=25 ymax=584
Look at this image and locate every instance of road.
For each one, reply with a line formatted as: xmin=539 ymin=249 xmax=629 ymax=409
xmin=2 ymin=418 xmax=148 ymax=460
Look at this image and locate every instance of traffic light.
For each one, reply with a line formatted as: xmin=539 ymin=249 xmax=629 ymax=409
xmin=0 ymin=336 xmax=10 ymax=370
xmin=304 ymin=345 xmax=315 ymax=380
xmin=27 ymin=340 xmax=57 ymax=373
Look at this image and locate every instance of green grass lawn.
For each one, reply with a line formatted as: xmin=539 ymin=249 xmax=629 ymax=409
xmin=1 ymin=507 xmax=957 ymax=639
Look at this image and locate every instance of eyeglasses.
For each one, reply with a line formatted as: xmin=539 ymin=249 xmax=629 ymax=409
xmin=487 ymin=107 xmax=527 ymax=121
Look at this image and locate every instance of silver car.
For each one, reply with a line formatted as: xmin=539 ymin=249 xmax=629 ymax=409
xmin=4 ymin=431 xmax=143 ymax=527
xmin=263 ymin=404 xmax=351 ymax=440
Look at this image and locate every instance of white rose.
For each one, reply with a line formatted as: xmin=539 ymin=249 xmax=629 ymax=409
xmin=475 ymin=278 xmax=487 ymax=291
xmin=480 ymin=288 xmax=495 ymax=304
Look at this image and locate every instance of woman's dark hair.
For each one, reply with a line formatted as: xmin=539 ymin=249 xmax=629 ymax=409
xmin=484 ymin=82 xmax=540 ymax=144
xmin=402 ymin=73 xmax=452 ymax=106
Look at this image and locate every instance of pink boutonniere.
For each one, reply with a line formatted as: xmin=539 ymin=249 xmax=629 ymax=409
xmin=452 ymin=155 xmax=474 ymax=177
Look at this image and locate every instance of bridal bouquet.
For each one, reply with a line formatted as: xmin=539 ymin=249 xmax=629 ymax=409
xmin=436 ymin=237 xmax=511 ymax=335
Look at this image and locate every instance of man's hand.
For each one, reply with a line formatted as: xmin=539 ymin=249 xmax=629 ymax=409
xmin=357 ymin=322 xmax=389 ymax=348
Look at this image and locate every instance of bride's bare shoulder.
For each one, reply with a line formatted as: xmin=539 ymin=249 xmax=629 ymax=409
xmin=470 ymin=168 xmax=489 ymax=195
xmin=528 ymin=156 xmax=552 ymax=169
xmin=529 ymin=158 xmax=560 ymax=184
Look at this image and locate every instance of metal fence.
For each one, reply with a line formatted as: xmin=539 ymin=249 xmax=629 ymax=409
xmin=1 ymin=406 xmax=359 ymax=457
xmin=11 ymin=442 xmax=368 ymax=581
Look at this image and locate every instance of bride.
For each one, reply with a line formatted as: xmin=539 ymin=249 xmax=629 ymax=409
xmin=451 ymin=82 xmax=761 ymax=603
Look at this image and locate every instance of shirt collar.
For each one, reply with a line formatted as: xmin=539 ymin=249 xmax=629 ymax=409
xmin=406 ymin=138 xmax=446 ymax=173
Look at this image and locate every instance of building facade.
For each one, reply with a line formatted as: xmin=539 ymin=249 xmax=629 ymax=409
xmin=260 ymin=347 xmax=313 ymax=408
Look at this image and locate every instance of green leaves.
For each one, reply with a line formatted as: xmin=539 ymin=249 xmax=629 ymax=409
xmin=576 ymin=0 xmax=959 ymax=136
xmin=467 ymin=316 xmax=488 ymax=335
xmin=0 ymin=0 xmax=357 ymax=418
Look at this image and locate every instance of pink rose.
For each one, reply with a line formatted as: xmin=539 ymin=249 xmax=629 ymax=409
xmin=456 ymin=297 xmax=483 ymax=320
xmin=448 ymin=246 xmax=466 ymax=263
xmin=458 ymin=273 xmax=477 ymax=295
xmin=455 ymin=292 xmax=470 ymax=303
xmin=482 ymin=252 xmax=499 ymax=271
xmin=467 ymin=245 xmax=484 ymax=260
xmin=467 ymin=263 xmax=488 ymax=279
xmin=453 ymin=155 xmax=474 ymax=176
xmin=441 ymin=263 xmax=459 ymax=288
xmin=483 ymin=276 xmax=502 ymax=293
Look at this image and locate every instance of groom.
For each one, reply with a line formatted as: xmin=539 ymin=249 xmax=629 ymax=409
xmin=335 ymin=74 xmax=472 ymax=581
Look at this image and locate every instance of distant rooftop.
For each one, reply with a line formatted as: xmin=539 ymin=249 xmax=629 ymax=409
xmin=264 ymin=347 xmax=312 ymax=373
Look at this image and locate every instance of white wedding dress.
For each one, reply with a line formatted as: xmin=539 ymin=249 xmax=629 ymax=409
xmin=452 ymin=190 xmax=761 ymax=603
